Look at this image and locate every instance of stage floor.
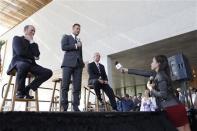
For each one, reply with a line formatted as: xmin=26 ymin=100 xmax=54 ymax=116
xmin=0 ymin=111 xmax=180 ymax=131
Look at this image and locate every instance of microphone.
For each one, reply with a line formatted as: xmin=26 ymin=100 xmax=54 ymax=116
xmin=115 ymin=61 xmax=122 ymax=70
xmin=149 ymin=76 xmax=154 ymax=84
xmin=76 ymin=38 xmax=81 ymax=43
xmin=76 ymin=38 xmax=82 ymax=48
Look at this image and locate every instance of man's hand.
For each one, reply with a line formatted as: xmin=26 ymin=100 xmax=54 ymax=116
xmin=76 ymin=41 xmax=82 ymax=48
xmin=120 ymin=67 xmax=128 ymax=73
xmin=25 ymin=35 xmax=33 ymax=41
xmin=98 ymin=79 xmax=104 ymax=84
xmin=104 ymin=80 xmax=108 ymax=84
xmin=147 ymin=81 xmax=155 ymax=91
xmin=34 ymin=56 xmax=39 ymax=60
xmin=25 ymin=35 xmax=34 ymax=43
xmin=76 ymin=43 xmax=82 ymax=48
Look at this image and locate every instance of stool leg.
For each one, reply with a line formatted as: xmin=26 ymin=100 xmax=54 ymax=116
xmin=49 ymin=82 xmax=57 ymax=111
xmin=84 ymin=87 xmax=86 ymax=111
xmin=87 ymin=87 xmax=91 ymax=111
xmin=35 ymin=90 xmax=39 ymax=111
xmin=25 ymin=102 xmax=29 ymax=111
xmin=71 ymin=89 xmax=73 ymax=112
xmin=59 ymin=81 xmax=62 ymax=112
xmin=25 ymin=77 xmax=31 ymax=111
xmin=96 ymin=96 xmax=99 ymax=112
xmin=0 ymin=75 xmax=13 ymax=111
xmin=54 ymin=97 xmax=57 ymax=111
xmin=11 ymin=77 xmax=18 ymax=111
xmin=102 ymin=90 xmax=108 ymax=111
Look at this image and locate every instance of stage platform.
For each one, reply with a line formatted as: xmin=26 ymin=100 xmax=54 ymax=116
xmin=0 ymin=111 xmax=181 ymax=131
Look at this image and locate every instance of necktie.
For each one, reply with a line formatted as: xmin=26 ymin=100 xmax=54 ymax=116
xmin=74 ymin=36 xmax=77 ymax=43
xmin=97 ymin=64 xmax=101 ymax=74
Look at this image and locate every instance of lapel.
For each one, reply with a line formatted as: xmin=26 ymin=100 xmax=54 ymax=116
xmin=70 ymin=35 xmax=77 ymax=44
xmin=21 ymin=36 xmax=30 ymax=48
xmin=93 ymin=62 xmax=101 ymax=74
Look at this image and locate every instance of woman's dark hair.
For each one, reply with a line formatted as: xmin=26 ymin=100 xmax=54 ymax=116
xmin=154 ymin=55 xmax=170 ymax=77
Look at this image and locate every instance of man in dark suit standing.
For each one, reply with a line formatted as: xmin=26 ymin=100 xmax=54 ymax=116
xmin=61 ymin=23 xmax=84 ymax=111
xmin=88 ymin=52 xmax=117 ymax=111
xmin=7 ymin=25 xmax=53 ymax=99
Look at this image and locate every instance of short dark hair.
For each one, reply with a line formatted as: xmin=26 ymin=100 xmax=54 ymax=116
xmin=72 ymin=23 xmax=80 ymax=28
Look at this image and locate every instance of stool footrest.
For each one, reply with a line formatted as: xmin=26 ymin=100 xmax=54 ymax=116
xmin=15 ymin=98 xmax=38 ymax=101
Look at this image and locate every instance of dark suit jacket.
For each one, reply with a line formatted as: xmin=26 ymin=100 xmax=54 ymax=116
xmin=7 ymin=36 xmax=40 ymax=75
xmin=61 ymin=34 xmax=84 ymax=68
xmin=88 ymin=62 xmax=108 ymax=83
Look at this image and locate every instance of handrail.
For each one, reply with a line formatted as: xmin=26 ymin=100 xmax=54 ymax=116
xmin=1 ymin=83 xmax=14 ymax=98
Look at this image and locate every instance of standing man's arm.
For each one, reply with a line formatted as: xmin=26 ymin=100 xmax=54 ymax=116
xmin=61 ymin=35 xmax=77 ymax=51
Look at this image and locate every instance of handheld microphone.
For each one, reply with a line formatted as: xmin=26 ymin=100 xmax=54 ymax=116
xmin=115 ymin=61 xmax=122 ymax=70
xmin=76 ymin=38 xmax=81 ymax=42
xmin=149 ymin=76 xmax=154 ymax=84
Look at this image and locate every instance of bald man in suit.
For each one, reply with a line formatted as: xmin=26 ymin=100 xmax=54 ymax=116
xmin=88 ymin=52 xmax=117 ymax=111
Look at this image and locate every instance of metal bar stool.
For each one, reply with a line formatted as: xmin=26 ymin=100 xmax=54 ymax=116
xmin=84 ymin=85 xmax=108 ymax=112
xmin=0 ymin=70 xmax=39 ymax=111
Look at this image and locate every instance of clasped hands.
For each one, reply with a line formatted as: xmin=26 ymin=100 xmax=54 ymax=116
xmin=98 ymin=79 xmax=108 ymax=84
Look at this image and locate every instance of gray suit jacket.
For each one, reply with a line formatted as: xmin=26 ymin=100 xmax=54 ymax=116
xmin=151 ymin=71 xmax=179 ymax=109
xmin=61 ymin=34 xmax=84 ymax=68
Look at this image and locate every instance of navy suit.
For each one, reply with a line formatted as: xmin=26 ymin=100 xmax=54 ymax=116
xmin=7 ymin=36 xmax=52 ymax=94
xmin=61 ymin=34 xmax=84 ymax=111
xmin=88 ymin=62 xmax=117 ymax=110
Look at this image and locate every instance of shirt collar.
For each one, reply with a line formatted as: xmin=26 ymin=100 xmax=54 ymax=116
xmin=94 ymin=61 xmax=99 ymax=66
xmin=71 ymin=33 xmax=77 ymax=39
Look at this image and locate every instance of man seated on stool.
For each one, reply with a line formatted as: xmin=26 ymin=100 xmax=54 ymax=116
xmin=88 ymin=52 xmax=117 ymax=111
xmin=7 ymin=25 xmax=53 ymax=99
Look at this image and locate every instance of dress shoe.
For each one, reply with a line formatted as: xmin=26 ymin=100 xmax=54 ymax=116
xmin=112 ymin=107 xmax=118 ymax=112
xmin=111 ymin=109 xmax=118 ymax=112
xmin=73 ymin=107 xmax=81 ymax=112
xmin=16 ymin=91 xmax=25 ymax=98
xmin=61 ymin=105 xmax=68 ymax=112
xmin=25 ymin=94 xmax=34 ymax=99
xmin=24 ymin=86 xmax=34 ymax=99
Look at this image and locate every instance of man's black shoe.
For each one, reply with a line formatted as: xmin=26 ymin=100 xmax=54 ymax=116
xmin=73 ymin=107 xmax=81 ymax=112
xmin=25 ymin=86 xmax=34 ymax=99
xmin=16 ymin=91 xmax=25 ymax=98
xmin=25 ymin=94 xmax=34 ymax=99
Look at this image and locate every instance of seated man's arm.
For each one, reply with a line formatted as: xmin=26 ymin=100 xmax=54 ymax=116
xmin=13 ymin=36 xmax=28 ymax=56
xmin=30 ymin=43 xmax=40 ymax=58
xmin=103 ymin=66 xmax=108 ymax=81
xmin=87 ymin=64 xmax=98 ymax=80
xmin=103 ymin=66 xmax=109 ymax=84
